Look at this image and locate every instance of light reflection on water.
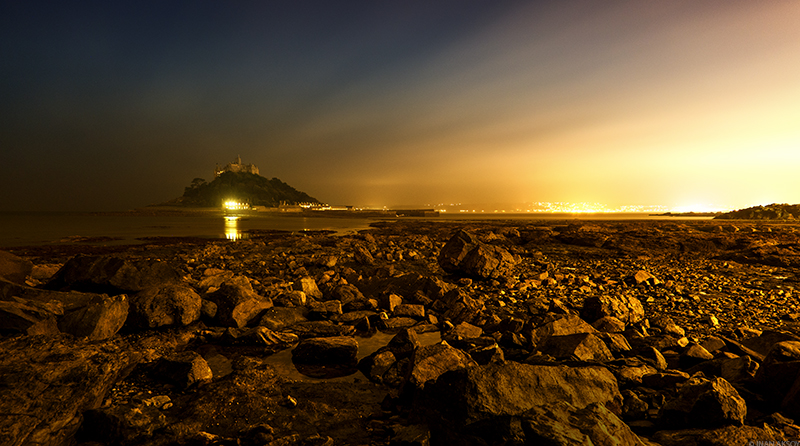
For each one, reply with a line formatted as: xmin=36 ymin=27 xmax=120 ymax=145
xmin=0 ymin=212 xmax=378 ymax=247
xmin=223 ymin=216 xmax=248 ymax=241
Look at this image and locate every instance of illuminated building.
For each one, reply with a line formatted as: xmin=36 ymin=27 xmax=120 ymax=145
xmin=214 ymin=155 xmax=259 ymax=177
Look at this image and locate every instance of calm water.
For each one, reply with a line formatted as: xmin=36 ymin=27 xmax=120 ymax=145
xmin=0 ymin=212 xmax=378 ymax=247
xmin=0 ymin=211 xmax=712 ymax=248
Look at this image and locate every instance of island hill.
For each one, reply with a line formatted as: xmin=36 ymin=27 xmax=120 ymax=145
xmin=159 ymin=156 xmax=322 ymax=210
xmin=714 ymin=203 xmax=800 ymax=220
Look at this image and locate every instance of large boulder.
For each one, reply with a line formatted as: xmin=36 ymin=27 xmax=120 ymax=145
xmin=0 ymin=251 xmax=33 ymax=284
xmin=154 ymin=351 xmax=213 ymax=389
xmin=438 ymin=230 xmax=519 ymax=279
xmin=80 ymin=402 xmax=167 ymax=445
xmin=57 ymin=293 xmax=129 ymax=341
xmin=286 ymin=320 xmax=356 ymax=338
xmin=416 ymin=361 xmax=623 ymax=427
xmin=581 ymin=293 xmax=645 ymax=326
xmin=438 ymin=230 xmax=477 ymax=272
xmin=0 ymin=335 xmax=140 ymax=446
xmin=196 ymin=268 xmax=234 ymax=292
xmin=436 ymin=288 xmax=485 ymax=325
xmin=755 ymin=340 xmax=800 ymax=418
xmin=741 ymin=330 xmax=800 ymax=358
xmin=292 ymin=276 xmax=323 ymax=300
xmin=1 ymin=279 xmax=128 ymax=340
xmin=0 ymin=297 xmax=61 ymax=335
xmin=755 ymin=340 xmax=800 ymax=404
xmin=538 ymin=332 xmax=614 ymax=362
xmin=652 ymin=425 xmax=787 ymax=446
xmin=358 ymin=328 xmax=422 ymax=385
xmin=128 ymin=284 xmax=201 ymax=329
xmin=359 ymin=350 xmax=398 ymax=384
xmin=207 ymin=276 xmax=273 ymax=328
xmin=406 ymin=341 xmax=477 ymax=390
xmin=47 ymin=255 xmax=182 ymax=293
xmin=292 ymin=336 xmax=358 ymax=365
xmin=459 ymin=244 xmax=519 ymax=279
xmin=658 ymin=376 xmax=746 ymax=428
xmin=325 ymin=283 xmax=366 ymax=308
xmin=257 ymin=306 xmax=308 ymax=331
xmin=517 ymin=401 xmax=647 ymax=446
xmin=352 ymin=243 xmax=375 ymax=265
xmin=442 ymin=400 xmax=647 ymax=446
xmin=531 ymin=314 xmax=597 ymax=346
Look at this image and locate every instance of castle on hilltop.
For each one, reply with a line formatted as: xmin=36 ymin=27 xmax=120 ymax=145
xmin=215 ymin=155 xmax=259 ymax=177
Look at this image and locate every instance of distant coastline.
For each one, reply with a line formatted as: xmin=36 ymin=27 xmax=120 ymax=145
xmin=650 ymin=211 xmax=721 ymax=218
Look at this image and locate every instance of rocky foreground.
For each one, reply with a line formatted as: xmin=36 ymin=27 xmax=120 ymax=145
xmin=2 ymin=219 xmax=800 ymax=445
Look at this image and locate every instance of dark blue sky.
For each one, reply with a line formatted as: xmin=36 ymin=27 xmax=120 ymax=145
xmin=2 ymin=1 xmax=799 ymax=211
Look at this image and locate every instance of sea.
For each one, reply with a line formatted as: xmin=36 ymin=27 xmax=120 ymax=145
xmin=0 ymin=211 xmax=713 ymax=248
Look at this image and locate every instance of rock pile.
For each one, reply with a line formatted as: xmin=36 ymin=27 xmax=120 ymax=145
xmin=1 ymin=218 xmax=800 ymax=445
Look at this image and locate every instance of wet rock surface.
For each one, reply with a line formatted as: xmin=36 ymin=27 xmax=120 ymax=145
xmin=2 ymin=218 xmax=800 ymax=445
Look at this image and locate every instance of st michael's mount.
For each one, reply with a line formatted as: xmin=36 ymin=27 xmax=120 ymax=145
xmin=158 ymin=156 xmax=322 ymax=212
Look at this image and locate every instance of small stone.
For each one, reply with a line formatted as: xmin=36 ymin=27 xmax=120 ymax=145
xmin=705 ymin=314 xmax=720 ymax=327
xmin=279 ymin=395 xmax=298 ymax=408
xmin=633 ymin=270 xmax=659 ymax=286
xmin=142 ymin=395 xmax=171 ymax=409
xmin=702 ymin=336 xmax=727 ymax=353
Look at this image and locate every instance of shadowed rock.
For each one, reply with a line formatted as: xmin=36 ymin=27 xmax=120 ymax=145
xmin=292 ymin=336 xmax=358 ymax=365
xmin=0 ymin=335 xmax=140 ymax=446
xmin=207 ymin=276 xmax=273 ymax=328
xmin=515 ymin=401 xmax=647 ymax=446
xmin=47 ymin=255 xmax=182 ymax=293
xmin=531 ymin=314 xmax=598 ymax=346
xmin=436 ymin=287 xmax=485 ymax=325
xmin=539 ymin=332 xmax=614 ymax=362
xmin=581 ymin=293 xmax=644 ymax=326
xmin=755 ymin=340 xmax=800 ymax=405
xmin=1 ymin=278 xmax=128 ymax=340
xmin=0 ymin=251 xmax=33 ymax=284
xmin=438 ymin=230 xmax=519 ymax=279
xmin=57 ymin=293 xmax=128 ymax=340
xmin=653 ymin=425 xmax=788 ymax=446
xmin=258 ymin=306 xmax=308 ymax=331
xmin=287 ymin=320 xmax=356 ymax=338
xmin=0 ymin=297 xmax=62 ymax=335
xmin=128 ymin=284 xmax=201 ymax=329
xmin=406 ymin=341 xmax=477 ymax=389
xmin=154 ymin=351 xmax=213 ymax=389
xmin=293 ymin=276 xmax=323 ymax=300
xmin=658 ymin=376 xmax=746 ymax=428
xmin=415 ymin=362 xmax=623 ymax=427
xmin=437 ymin=230 xmax=477 ymax=273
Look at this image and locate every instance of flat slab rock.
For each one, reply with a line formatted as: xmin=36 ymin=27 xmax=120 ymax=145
xmin=0 ymin=334 xmax=140 ymax=446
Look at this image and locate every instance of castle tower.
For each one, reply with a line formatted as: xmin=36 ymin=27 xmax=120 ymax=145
xmin=215 ymin=156 xmax=259 ymax=177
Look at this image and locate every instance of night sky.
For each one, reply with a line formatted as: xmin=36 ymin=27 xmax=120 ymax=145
xmin=2 ymin=1 xmax=799 ymax=212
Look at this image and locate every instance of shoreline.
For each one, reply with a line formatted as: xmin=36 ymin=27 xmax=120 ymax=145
xmin=3 ymin=218 xmax=800 ymax=444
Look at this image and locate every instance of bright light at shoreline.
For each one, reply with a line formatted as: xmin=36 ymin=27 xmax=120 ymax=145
xmin=223 ymin=200 xmax=249 ymax=210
